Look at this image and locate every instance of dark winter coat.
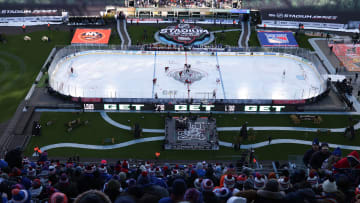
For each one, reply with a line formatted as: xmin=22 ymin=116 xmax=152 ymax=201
xmin=254 ymin=189 xmax=286 ymax=203
xmin=54 ymin=181 xmax=79 ymax=199
xmin=284 ymin=188 xmax=316 ymax=203
xmin=303 ymin=149 xmax=317 ymax=167
xmin=317 ymin=191 xmax=346 ymax=203
xmin=310 ymin=151 xmax=331 ymax=170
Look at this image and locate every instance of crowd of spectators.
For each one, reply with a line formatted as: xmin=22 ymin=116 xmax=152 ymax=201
xmin=1 ymin=142 xmax=360 ymax=203
xmin=133 ymin=0 xmax=236 ymax=9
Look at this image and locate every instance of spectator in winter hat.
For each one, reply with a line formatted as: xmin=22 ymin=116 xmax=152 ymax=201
xmin=103 ymin=179 xmax=121 ymax=202
xmin=319 ymin=177 xmax=346 ymax=203
xmin=236 ymin=174 xmax=247 ymax=189
xmin=184 ymin=188 xmax=201 ymax=203
xmin=29 ymin=178 xmax=43 ymax=198
xmin=214 ymin=187 xmax=232 ymax=202
xmin=254 ymin=179 xmax=285 ymax=202
xmin=74 ymin=190 xmax=111 ymax=203
xmin=11 ymin=188 xmax=31 ymax=203
xmin=321 ymin=147 xmax=342 ymax=172
xmin=194 ymin=178 xmax=203 ymax=190
xmin=278 ymin=177 xmax=291 ymax=191
xmin=159 ymin=178 xmax=186 ymax=203
xmin=253 ymin=173 xmax=266 ymax=190
xmin=226 ymin=196 xmax=247 ymax=203
xmin=119 ymin=172 xmax=127 ymax=182
xmin=126 ymin=178 xmax=137 ymax=188
xmin=54 ymin=173 xmax=79 ymax=199
xmin=303 ymin=138 xmax=320 ymax=167
xmin=137 ymin=171 xmax=150 ymax=186
xmin=310 ymin=142 xmax=331 ymax=170
xmin=224 ymin=174 xmax=235 ymax=189
xmin=306 ymin=170 xmax=318 ymax=189
xmin=155 ymin=167 xmax=163 ymax=177
xmin=333 ymin=151 xmax=360 ymax=172
xmin=50 ymin=192 xmax=68 ymax=203
xmin=201 ymin=179 xmax=214 ymax=192
xmin=268 ymin=172 xmax=277 ymax=180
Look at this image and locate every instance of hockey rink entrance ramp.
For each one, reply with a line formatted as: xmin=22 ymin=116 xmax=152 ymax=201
xmin=49 ymin=50 xmax=326 ymax=101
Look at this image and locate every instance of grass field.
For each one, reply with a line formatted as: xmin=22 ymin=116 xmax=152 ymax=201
xmin=24 ymin=112 xmax=360 ymax=160
xmin=248 ymin=30 xmax=260 ymax=47
xmin=0 ymin=30 xmax=71 ymax=123
xmin=212 ymin=31 xmax=241 ymax=46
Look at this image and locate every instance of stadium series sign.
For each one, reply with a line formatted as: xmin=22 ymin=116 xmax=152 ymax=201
xmin=159 ymin=24 xmax=210 ymax=45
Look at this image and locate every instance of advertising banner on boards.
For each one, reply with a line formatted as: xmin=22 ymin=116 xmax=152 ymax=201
xmin=71 ymin=28 xmax=111 ymax=44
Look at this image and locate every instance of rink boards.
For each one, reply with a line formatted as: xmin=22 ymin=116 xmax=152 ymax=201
xmin=49 ymin=50 xmax=327 ymax=106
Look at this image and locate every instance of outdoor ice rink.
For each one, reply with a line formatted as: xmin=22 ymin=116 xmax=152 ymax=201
xmin=49 ymin=50 xmax=326 ymax=101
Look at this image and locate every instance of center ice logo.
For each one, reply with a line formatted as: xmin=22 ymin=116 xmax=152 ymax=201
xmin=167 ymin=68 xmax=207 ymax=84
xmin=79 ymin=31 xmax=103 ymax=42
xmin=159 ymin=24 xmax=210 ymax=45
xmin=265 ymin=33 xmax=289 ymax=44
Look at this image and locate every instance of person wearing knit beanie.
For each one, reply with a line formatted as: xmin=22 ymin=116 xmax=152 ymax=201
xmin=306 ymin=171 xmax=318 ymax=188
xmin=255 ymin=179 xmax=285 ymax=202
xmin=194 ymin=178 xmax=203 ymax=190
xmin=224 ymin=174 xmax=236 ymax=189
xmin=214 ymin=187 xmax=231 ymax=201
xmin=278 ymin=177 xmax=290 ymax=191
xmin=184 ymin=188 xmax=201 ymax=203
xmin=11 ymin=188 xmax=31 ymax=203
xmin=268 ymin=172 xmax=277 ymax=180
xmin=50 ymin=192 xmax=68 ymax=203
xmin=74 ymin=190 xmax=111 ymax=203
xmin=322 ymin=178 xmax=338 ymax=193
xmin=29 ymin=178 xmax=43 ymax=198
xmin=254 ymin=174 xmax=266 ymax=190
xmin=227 ymin=196 xmax=247 ymax=203
xmin=201 ymin=179 xmax=214 ymax=192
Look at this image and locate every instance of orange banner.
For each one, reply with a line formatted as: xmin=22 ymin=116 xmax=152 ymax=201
xmin=71 ymin=28 xmax=111 ymax=44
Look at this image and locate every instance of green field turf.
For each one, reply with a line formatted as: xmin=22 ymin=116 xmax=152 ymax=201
xmin=212 ymin=31 xmax=241 ymax=46
xmin=248 ymin=30 xmax=260 ymax=47
xmin=0 ymin=30 xmax=71 ymax=123
xmin=24 ymin=112 xmax=360 ymax=160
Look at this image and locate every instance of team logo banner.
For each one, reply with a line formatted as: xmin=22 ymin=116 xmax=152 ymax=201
xmin=257 ymin=31 xmax=298 ymax=47
xmin=159 ymin=24 xmax=210 ymax=45
xmin=71 ymin=28 xmax=111 ymax=44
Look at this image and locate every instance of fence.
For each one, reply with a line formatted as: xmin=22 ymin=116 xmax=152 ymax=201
xmin=48 ymin=45 xmax=328 ymax=103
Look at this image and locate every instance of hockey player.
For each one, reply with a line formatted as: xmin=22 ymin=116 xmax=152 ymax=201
xmin=165 ymin=66 xmax=169 ymax=72
xmin=213 ymin=90 xmax=216 ymax=99
xmin=179 ymin=71 xmax=183 ymax=77
xmin=153 ymin=78 xmax=157 ymax=84
xmin=282 ymin=69 xmax=286 ymax=79
xmin=70 ymin=67 xmax=74 ymax=74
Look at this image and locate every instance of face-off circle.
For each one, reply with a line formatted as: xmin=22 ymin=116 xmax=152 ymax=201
xmin=167 ymin=68 xmax=207 ymax=84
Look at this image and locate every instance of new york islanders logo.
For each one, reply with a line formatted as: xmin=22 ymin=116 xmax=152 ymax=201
xmin=79 ymin=31 xmax=104 ymax=42
xmin=265 ymin=33 xmax=289 ymax=44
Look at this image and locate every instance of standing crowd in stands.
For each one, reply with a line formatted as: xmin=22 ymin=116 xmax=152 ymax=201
xmin=1 ymin=140 xmax=360 ymax=202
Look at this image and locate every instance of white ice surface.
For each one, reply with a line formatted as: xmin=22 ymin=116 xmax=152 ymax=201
xmin=49 ymin=50 xmax=326 ymax=100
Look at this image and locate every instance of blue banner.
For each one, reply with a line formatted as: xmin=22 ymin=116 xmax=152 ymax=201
xmin=257 ymin=31 xmax=298 ymax=47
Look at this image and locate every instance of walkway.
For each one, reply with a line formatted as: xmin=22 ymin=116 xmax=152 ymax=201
xmin=238 ymin=20 xmax=250 ymax=48
xmin=117 ymin=19 xmax=131 ymax=47
xmin=101 ymin=112 xmax=360 ymax=133
xmin=35 ymin=138 xmax=360 ymax=156
xmin=34 ymin=112 xmax=360 ymax=154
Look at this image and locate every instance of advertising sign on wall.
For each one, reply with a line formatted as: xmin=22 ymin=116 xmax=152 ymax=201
xmin=158 ymin=24 xmax=210 ymax=45
xmin=257 ymin=30 xmax=298 ymax=47
xmin=71 ymin=28 xmax=111 ymax=44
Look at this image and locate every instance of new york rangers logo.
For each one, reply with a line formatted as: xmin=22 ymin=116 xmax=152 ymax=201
xmin=265 ymin=33 xmax=289 ymax=44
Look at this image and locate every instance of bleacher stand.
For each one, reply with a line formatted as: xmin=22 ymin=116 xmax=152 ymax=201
xmin=1 ymin=145 xmax=360 ymax=202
